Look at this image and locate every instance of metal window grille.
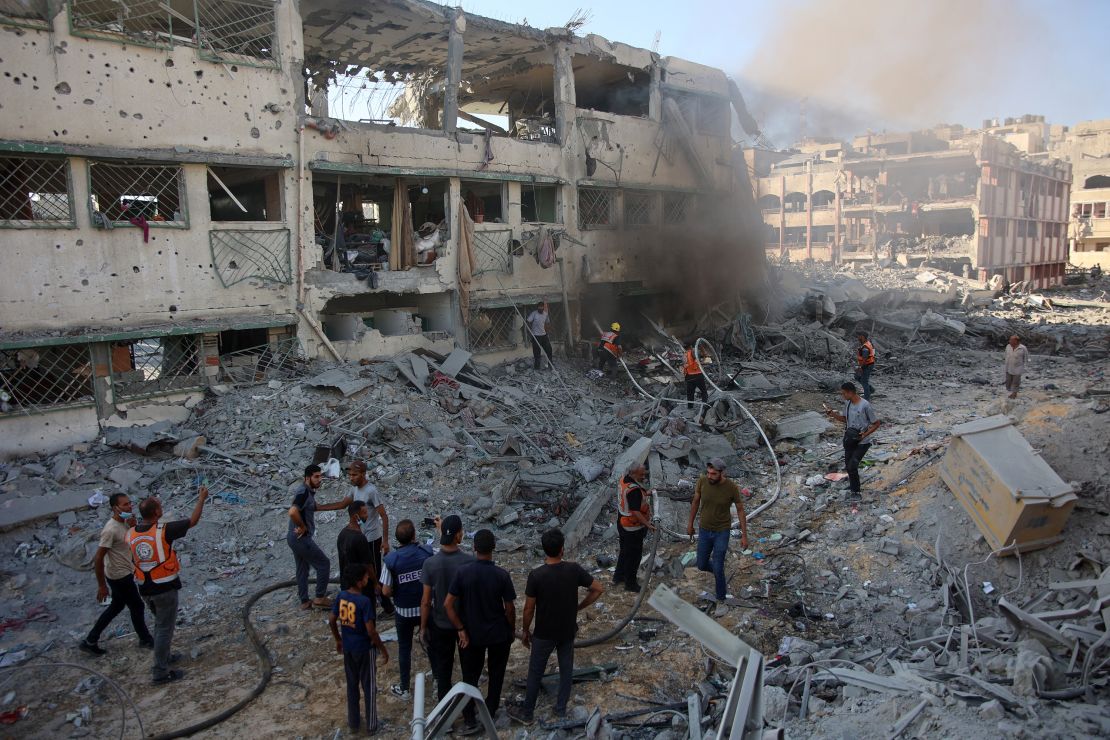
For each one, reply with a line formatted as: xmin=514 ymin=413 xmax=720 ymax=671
xmin=664 ymin=192 xmax=692 ymax=225
xmin=195 ymin=0 xmax=278 ymax=67
xmin=0 ymin=0 xmax=51 ymax=28
xmin=0 ymin=344 xmax=95 ymax=415
xmin=468 ymin=307 xmax=519 ymax=352
xmin=69 ymin=0 xmax=180 ymax=47
xmin=217 ymin=336 xmax=304 ymax=384
xmin=210 ymin=228 xmax=291 ymax=286
xmin=578 ymin=187 xmax=615 ymax=229
xmin=544 ymin=302 xmax=568 ymax=343
xmin=0 ymin=156 xmax=75 ymax=227
xmin=88 ymin=162 xmax=187 ymax=227
xmin=472 ymin=228 xmax=513 ymax=275
xmin=111 ymin=335 xmax=205 ymax=399
xmin=624 ymin=190 xmax=655 ymax=227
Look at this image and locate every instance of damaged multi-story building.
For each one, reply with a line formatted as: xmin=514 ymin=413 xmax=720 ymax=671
xmin=1054 ymin=118 xmax=1110 ymax=268
xmin=745 ymin=117 xmax=1073 ymax=288
xmin=0 ymin=0 xmax=765 ymax=457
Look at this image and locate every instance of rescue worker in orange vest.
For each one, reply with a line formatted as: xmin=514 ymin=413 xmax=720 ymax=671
xmin=613 ymin=464 xmax=654 ymax=593
xmin=855 ymin=331 xmax=876 ymax=401
xmin=684 ymin=342 xmax=709 ymax=409
xmin=128 ymin=485 xmax=209 ymax=684
xmin=597 ymin=323 xmax=622 ymax=374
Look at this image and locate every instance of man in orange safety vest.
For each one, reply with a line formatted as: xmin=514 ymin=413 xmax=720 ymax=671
xmin=613 ymin=465 xmax=653 ymax=592
xmin=596 ymin=322 xmax=622 ymax=375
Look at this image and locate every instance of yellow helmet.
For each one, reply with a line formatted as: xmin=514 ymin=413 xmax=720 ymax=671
xmin=610 ymin=322 xmax=621 ymax=331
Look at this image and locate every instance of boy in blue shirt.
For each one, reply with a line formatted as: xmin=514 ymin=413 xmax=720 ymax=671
xmin=330 ymin=564 xmax=389 ymax=734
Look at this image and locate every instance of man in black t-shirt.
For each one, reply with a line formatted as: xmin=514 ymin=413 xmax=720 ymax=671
xmin=337 ymin=501 xmax=372 ymax=591
xmin=509 ymin=529 xmax=603 ymax=725
xmin=128 ymin=487 xmax=208 ymax=684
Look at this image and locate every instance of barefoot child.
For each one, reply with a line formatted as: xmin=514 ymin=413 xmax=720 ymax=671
xmin=330 ymin=564 xmax=390 ymax=734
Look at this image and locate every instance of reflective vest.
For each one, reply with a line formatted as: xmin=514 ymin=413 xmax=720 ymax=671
xmin=127 ymin=523 xmax=180 ymax=585
xmin=858 ymin=340 xmax=876 ymax=367
xmin=617 ymin=477 xmax=650 ymax=531
xmin=599 ymin=331 xmax=620 ymax=357
xmin=685 ymin=349 xmax=702 ymax=376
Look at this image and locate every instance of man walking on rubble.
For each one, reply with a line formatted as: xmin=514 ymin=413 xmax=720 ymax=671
xmin=684 ymin=342 xmax=709 ymax=409
xmin=79 ymin=492 xmax=154 ymax=656
xmin=526 ymin=301 xmax=554 ymax=371
xmin=446 ymin=529 xmax=517 ymax=733
xmin=1004 ymin=335 xmax=1029 ymax=399
xmin=380 ymin=519 xmax=433 ymax=699
xmin=687 ymin=459 xmax=748 ymax=614
xmin=613 ymin=464 xmax=654 ymax=592
xmin=420 ymin=515 xmax=474 ymax=704
xmin=288 ymin=463 xmax=352 ymax=610
xmin=596 ymin=322 xmax=622 ymax=375
xmin=824 ymin=381 xmax=882 ymax=502
xmin=128 ymin=485 xmax=209 ymax=684
xmin=348 ymin=459 xmax=393 ymax=615
xmin=855 ymin=331 xmax=876 ymax=401
xmin=510 ymin=529 xmax=604 ymax=725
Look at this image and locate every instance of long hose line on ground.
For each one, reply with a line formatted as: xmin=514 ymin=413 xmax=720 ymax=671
xmin=151 ymin=577 xmax=336 ymax=740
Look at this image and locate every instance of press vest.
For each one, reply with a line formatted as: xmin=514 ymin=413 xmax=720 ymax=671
xmin=383 ymin=543 xmax=433 ymax=610
xmin=127 ymin=523 xmax=180 ymax=585
xmin=617 ymin=478 xmax=650 ymax=531
xmin=858 ymin=340 xmax=876 ymax=367
xmin=685 ymin=349 xmax=702 ymax=376
xmin=600 ymin=331 xmax=620 ymax=357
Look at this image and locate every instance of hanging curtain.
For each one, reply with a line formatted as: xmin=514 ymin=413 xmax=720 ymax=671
xmin=457 ymin=201 xmax=477 ymax=326
xmin=390 ymin=178 xmax=416 ymax=270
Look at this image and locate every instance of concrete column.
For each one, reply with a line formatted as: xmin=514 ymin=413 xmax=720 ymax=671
xmin=806 ymin=163 xmax=813 ymax=261
xmin=779 ymin=175 xmax=786 ymax=258
xmin=552 ymin=40 xmax=576 ymax=147
xmin=443 ymin=8 xmax=465 ymax=133
xmin=89 ymin=343 xmax=117 ymax=421
xmin=648 ymin=62 xmax=662 ymax=121
xmin=834 ymin=179 xmax=842 ymax=265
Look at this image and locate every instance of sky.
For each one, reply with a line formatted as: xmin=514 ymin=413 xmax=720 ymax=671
xmin=443 ymin=0 xmax=1110 ymax=147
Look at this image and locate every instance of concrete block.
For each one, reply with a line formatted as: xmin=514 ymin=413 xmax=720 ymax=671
xmin=610 ymin=437 xmax=652 ymax=483
xmin=0 ymin=490 xmax=91 ymax=531
xmin=978 ymin=699 xmax=1005 ymax=720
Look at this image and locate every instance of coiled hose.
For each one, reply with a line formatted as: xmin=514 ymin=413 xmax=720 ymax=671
xmin=151 ymin=577 xmax=335 ymax=740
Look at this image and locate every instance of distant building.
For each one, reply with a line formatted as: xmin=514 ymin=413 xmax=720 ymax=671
xmin=1053 ymin=119 xmax=1110 ymax=268
xmin=746 ymin=120 xmax=1072 ymax=288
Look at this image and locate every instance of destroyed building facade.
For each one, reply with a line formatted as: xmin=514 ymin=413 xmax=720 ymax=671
xmin=0 ymin=0 xmax=762 ymax=457
xmin=745 ymin=119 xmax=1073 ymax=288
xmin=1054 ymin=118 xmax=1110 ymax=268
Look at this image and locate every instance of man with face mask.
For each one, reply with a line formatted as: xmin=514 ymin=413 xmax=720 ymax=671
xmin=79 ymin=492 xmax=153 ymax=656
xmin=338 ymin=501 xmax=373 ymax=592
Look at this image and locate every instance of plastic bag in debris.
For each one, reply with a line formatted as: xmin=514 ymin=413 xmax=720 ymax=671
xmin=87 ymin=489 xmax=108 ymax=507
xmin=573 ymin=457 xmax=605 ymax=483
xmin=322 ymin=458 xmax=342 ymax=478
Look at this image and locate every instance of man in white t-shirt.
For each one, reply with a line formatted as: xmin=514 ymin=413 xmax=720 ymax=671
xmin=525 ymin=302 xmax=553 ymax=371
xmin=80 ymin=492 xmax=154 ymax=655
xmin=349 ymin=459 xmax=393 ymax=615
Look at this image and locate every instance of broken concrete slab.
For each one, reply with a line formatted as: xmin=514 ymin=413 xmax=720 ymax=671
xmin=109 ymin=468 xmax=143 ymax=489
xmin=439 ymin=347 xmax=473 ymax=378
xmin=304 ymin=368 xmax=374 ymax=397
xmin=393 ymin=356 xmax=426 ymax=393
xmin=520 ymin=463 xmax=574 ymax=490
xmin=774 ymin=412 xmax=832 ymax=441
xmin=173 ymin=435 xmax=206 ymax=459
xmin=563 ymin=484 xmax=610 ymax=554
xmin=103 ymin=420 xmax=178 ymax=454
xmin=609 ymin=437 xmax=652 ymax=483
xmin=0 ymin=490 xmax=93 ymax=531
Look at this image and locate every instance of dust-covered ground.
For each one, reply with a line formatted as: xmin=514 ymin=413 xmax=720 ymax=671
xmin=1 ymin=265 xmax=1108 ymax=739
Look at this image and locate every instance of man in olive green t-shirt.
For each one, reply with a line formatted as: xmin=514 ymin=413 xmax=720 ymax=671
xmin=686 ymin=458 xmax=748 ymax=605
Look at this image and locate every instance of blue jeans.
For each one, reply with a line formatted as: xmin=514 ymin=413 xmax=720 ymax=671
xmin=523 ymin=636 xmax=574 ymax=717
xmin=696 ymin=528 xmax=731 ymax=600
xmin=395 ymin=614 xmax=419 ymax=692
xmin=286 ymin=533 xmax=330 ymax=603
xmin=856 ymin=364 xmax=873 ymax=401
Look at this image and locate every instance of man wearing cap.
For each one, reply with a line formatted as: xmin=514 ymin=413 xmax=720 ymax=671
xmin=686 ymin=458 xmax=748 ymax=610
xmin=419 ymin=515 xmax=474 ymax=703
xmin=348 ymin=460 xmax=393 ymax=615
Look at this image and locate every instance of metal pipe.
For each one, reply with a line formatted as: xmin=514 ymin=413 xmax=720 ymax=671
xmin=411 ymin=672 xmax=426 ymax=740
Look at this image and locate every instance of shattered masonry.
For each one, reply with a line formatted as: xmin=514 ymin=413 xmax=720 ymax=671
xmin=0 ymin=0 xmax=764 ymax=458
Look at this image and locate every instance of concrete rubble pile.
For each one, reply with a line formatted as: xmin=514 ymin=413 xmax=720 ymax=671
xmin=0 ymin=264 xmax=1108 ymax=737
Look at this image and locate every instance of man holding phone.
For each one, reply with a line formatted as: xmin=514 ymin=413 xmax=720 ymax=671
xmin=824 ymin=381 xmax=882 ymax=502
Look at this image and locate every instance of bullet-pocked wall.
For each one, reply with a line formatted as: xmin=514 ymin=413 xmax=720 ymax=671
xmin=0 ymin=2 xmax=305 ymax=333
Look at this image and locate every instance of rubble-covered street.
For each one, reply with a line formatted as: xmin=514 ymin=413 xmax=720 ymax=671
xmin=0 ymin=263 xmax=1107 ymax=738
